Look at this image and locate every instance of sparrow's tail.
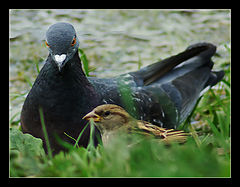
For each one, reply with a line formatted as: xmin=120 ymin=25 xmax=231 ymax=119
xmin=160 ymin=128 xmax=190 ymax=144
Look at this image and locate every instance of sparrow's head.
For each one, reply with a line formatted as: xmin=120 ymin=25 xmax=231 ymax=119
xmin=83 ymin=104 xmax=133 ymax=133
xmin=45 ymin=22 xmax=79 ymax=72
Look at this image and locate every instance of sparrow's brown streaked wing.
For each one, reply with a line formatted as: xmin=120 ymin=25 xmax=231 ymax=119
xmin=136 ymin=120 xmax=189 ymax=143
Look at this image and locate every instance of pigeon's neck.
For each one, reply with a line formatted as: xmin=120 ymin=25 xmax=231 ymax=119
xmin=43 ymin=52 xmax=92 ymax=90
xmin=49 ymin=52 xmax=87 ymax=80
xmin=30 ymin=51 xmax=100 ymax=116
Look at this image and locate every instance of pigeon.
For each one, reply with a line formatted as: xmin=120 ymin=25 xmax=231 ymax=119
xmin=20 ymin=22 xmax=224 ymax=155
xmin=83 ymin=104 xmax=189 ymax=146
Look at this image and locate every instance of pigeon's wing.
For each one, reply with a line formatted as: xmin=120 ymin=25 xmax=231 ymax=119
xmin=141 ymin=43 xmax=224 ymax=124
xmin=89 ymin=43 xmax=224 ymax=129
xmin=129 ymin=43 xmax=217 ymax=86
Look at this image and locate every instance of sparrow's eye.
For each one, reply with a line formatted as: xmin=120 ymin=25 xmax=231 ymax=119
xmin=104 ymin=111 xmax=110 ymax=116
xmin=45 ymin=41 xmax=50 ymax=47
xmin=71 ymin=37 xmax=76 ymax=46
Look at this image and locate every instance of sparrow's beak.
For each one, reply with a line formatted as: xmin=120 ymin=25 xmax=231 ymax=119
xmin=82 ymin=111 xmax=102 ymax=122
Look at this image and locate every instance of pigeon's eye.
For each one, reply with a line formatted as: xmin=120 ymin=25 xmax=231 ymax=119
xmin=71 ymin=37 xmax=76 ymax=46
xmin=104 ymin=111 xmax=110 ymax=116
xmin=45 ymin=41 xmax=50 ymax=47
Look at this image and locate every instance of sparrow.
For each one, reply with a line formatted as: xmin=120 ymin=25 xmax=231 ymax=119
xmin=83 ymin=104 xmax=189 ymax=146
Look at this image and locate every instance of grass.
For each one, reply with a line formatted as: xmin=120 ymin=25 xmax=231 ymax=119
xmin=39 ymin=107 xmax=53 ymax=160
xmin=79 ymin=48 xmax=90 ymax=76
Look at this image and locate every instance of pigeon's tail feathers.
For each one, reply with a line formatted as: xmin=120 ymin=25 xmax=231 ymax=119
xmin=130 ymin=42 xmax=216 ymax=86
xmin=205 ymin=70 xmax=225 ymax=87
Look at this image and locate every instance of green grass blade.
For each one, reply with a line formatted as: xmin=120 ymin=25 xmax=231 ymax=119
xmin=188 ymin=125 xmax=201 ymax=148
xmin=74 ymin=123 xmax=89 ymax=148
xmin=221 ymin=79 xmax=230 ymax=88
xmin=206 ymin=118 xmax=221 ymax=138
xmin=62 ymin=132 xmax=80 ymax=149
xmin=35 ymin=60 xmax=40 ymax=74
xmin=24 ymin=75 xmax=33 ymax=87
xmin=87 ymin=119 xmax=95 ymax=151
xmin=54 ymin=133 xmax=77 ymax=151
xmin=117 ymin=78 xmax=138 ymax=119
xmin=137 ymin=51 xmax=142 ymax=70
xmin=79 ymin=48 xmax=89 ymax=77
xmin=39 ymin=107 xmax=53 ymax=159
xmin=9 ymin=111 xmax=21 ymax=125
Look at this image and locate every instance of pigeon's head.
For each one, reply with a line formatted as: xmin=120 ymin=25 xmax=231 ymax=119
xmin=45 ymin=22 xmax=79 ymax=72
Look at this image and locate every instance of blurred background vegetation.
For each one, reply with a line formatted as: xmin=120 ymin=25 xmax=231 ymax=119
xmin=9 ymin=9 xmax=230 ymax=177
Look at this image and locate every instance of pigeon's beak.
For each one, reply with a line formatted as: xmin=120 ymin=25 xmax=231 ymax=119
xmin=54 ymin=54 xmax=67 ymax=71
xmin=82 ymin=111 xmax=102 ymax=122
